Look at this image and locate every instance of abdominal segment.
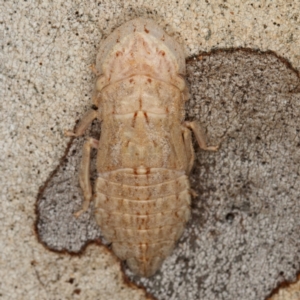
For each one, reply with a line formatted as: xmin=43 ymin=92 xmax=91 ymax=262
xmin=94 ymin=168 xmax=191 ymax=277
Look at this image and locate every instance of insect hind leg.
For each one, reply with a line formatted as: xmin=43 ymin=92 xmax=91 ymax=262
xmin=74 ymin=137 xmax=99 ymax=218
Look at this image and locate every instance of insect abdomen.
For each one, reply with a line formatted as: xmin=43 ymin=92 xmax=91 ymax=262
xmin=94 ymin=169 xmax=191 ymax=277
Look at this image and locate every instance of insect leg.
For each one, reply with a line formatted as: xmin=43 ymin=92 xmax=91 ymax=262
xmin=65 ymin=109 xmax=98 ymax=137
xmin=74 ymin=137 xmax=99 ymax=218
xmin=181 ymin=125 xmax=195 ymax=174
xmin=89 ymin=64 xmax=99 ymax=75
xmin=184 ymin=121 xmax=219 ymax=151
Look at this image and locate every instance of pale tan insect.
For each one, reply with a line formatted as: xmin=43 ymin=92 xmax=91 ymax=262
xmin=66 ymin=18 xmax=218 ymax=277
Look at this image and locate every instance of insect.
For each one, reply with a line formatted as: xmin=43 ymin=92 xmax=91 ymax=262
xmin=65 ymin=18 xmax=218 ymax=277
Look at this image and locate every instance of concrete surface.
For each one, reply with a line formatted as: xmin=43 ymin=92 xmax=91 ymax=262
xmin=1 ymin=0 xmax=300 ymax=299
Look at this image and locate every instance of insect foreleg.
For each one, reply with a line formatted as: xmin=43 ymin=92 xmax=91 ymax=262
xmin=184 ymin=121 xmax=219 ymax=151
xmin=74 ymin=137 xmax=99 ymax=218
xmin=65 ymin=109 xmax=98 ymax=137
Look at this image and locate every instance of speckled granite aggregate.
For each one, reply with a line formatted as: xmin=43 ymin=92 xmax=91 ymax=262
xmin=1 ymin=1 xmax=300 ymax=299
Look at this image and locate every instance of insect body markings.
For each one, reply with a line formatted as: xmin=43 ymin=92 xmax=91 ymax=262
xmin=66 ymin=18 xmax=218 ymax=277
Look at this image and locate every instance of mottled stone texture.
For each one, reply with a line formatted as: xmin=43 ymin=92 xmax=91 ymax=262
xmin=3 ymin=1 xmax=300 ymax=299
